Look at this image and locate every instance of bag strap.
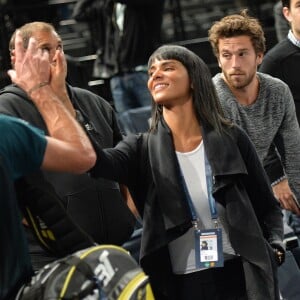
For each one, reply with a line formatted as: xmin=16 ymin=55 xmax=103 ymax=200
xmin=60 ymin=255 xmax=101 ymax=300
xmin=63 ymin=256 xmax=95 ymax=280
xmin=17 ymin=174 xmax=96 ymax=257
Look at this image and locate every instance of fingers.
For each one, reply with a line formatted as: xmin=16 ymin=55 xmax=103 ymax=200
xmin=289 ymin=195 xmax=300 ymax=215
xmin=55 ymin=49 xmax=63 ymax=69
xmin=52 ymin=49 xmax=66 ymax=75
xmin=15 ymin=30 xmax=50 ymax=66
xmin=278 ymin=194 xmax=300 ymax=215
xmin=50 ymin=49 xmax=67 ymax=91
xmin=9 ymin=30 xmax=51 ymax=91
xmin=14 ymin=31 xmax=43 ymax=62
xmin=50 ymin=50 xmax=62 ymax=77
xmin=14 ymin=31 xmax=25 ymax=65
xmin=272 ymin=179 xmax=300 ymax=214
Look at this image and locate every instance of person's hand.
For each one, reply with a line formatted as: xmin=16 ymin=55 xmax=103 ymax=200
xmin=270 ymin=241 xmax=285 ymax=266
xmin=49 ymin=49 xmax=75 ymax=115
xmin=7 ymin=31 xmax=50 ymax=95
xmin=272 ymin=178 xmax=300 ymax=215
xmin=50 ymin=48 xmax=67 ymax=94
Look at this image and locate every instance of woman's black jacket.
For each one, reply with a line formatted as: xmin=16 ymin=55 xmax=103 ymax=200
xmin=91 ymin=118 xmax=284 ymax=300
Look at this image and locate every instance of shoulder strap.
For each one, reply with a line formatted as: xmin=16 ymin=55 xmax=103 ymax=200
xmin=17 ymin=174 xmax=95 ymax=257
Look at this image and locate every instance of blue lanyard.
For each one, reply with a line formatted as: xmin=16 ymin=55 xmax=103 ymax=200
xmin=179 ymin=151 xmax=218 ymax=226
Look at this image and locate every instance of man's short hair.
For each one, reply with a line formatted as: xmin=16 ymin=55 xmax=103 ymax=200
xmin=208 ymin=9 xmax=266 ymax=57
xmin=9 ymin=22 xmax=56 ymax=53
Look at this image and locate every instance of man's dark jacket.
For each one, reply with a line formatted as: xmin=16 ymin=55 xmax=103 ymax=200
xmin=72 ymin=0 xmax=164 ymax=78
xmin=0 ymin=84 xmax=135 ymax=264
xmin=92 ymin=118 xmax=284 ymax=300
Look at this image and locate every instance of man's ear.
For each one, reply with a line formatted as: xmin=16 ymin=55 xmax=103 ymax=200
xmin=283 ymin=6 xmax=292 ymax=23
xmin=257 ymin=52 xmax=264 ymax=66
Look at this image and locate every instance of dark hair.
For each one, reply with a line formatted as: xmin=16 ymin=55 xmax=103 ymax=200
xmin=208 ymin=9 xmax=266 ymax=57
xmin=281 ymin=0 xmax=290 ymax=8
xmin=147 ymin=45 xmax=230 ymax=133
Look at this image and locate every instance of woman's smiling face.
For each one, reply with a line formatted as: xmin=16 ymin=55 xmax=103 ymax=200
xmin=147 ymin=58 xmax=192 ymax=107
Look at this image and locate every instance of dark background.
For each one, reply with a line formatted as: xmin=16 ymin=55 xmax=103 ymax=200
xmin=0 ymin=0 xmax=279 ymax=102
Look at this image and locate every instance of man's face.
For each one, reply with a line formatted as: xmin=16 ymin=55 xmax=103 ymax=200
xmin=12 ymin=29 xmax=67 ymax=78
xmin=217 ymin=35 xmax=263 ymax=90
xmin=31 ymin=30 xmax=64 ymax=64
xmin=283 ymin=0 xmax=300 ymax=40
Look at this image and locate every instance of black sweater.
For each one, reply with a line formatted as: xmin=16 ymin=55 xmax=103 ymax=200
xmin=260 ymin=38 xmax=300 ymax=123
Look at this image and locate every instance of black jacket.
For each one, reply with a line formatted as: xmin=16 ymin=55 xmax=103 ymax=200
xmin=0 ymin=84 xmax=135 ymax=259
xmin=92 ymin=118 xmax=284 ymax=299
xmin=260 ymin=38 xmax=300 ymax=123
xmin=72 ymin=0 xmax=164 ymax=78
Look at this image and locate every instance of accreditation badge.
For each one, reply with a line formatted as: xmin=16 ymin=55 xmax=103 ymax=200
xmin=194 ymin=228 xmax=224 ymax=268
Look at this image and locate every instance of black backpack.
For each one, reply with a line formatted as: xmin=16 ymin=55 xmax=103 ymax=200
xmin=16 ymin=245 xmax=154 ymax=300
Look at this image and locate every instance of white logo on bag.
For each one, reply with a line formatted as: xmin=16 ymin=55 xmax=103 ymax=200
xmin=94 ymin=250 xmax=116 ymax=286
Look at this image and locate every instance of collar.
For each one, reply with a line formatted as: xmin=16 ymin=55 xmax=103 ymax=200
xmin=201 ymin=123 xmax=248 ymax=177
xmin=147 ymin=117 xmax=247 ymax=231
xmin=148 ymin=118 xmax=189 ymax=231
xmin=288 ymin=29 xmax=300 ymax=48
xmin=150 ymin=117 xmax=248 ymax=178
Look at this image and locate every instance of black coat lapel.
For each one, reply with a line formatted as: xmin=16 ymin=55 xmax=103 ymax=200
xmin=148 ymin=119 xmax=191 ymax=231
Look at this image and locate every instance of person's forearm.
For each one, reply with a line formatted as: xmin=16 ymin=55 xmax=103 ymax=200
xmin=30 ymin=84 xmax=96 ymax=165
xmin=7 ymin=30 xmax=96 ymax=173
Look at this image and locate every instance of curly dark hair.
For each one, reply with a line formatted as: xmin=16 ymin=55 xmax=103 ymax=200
xmin=208 ymin=9 xmax=266 ymax=58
